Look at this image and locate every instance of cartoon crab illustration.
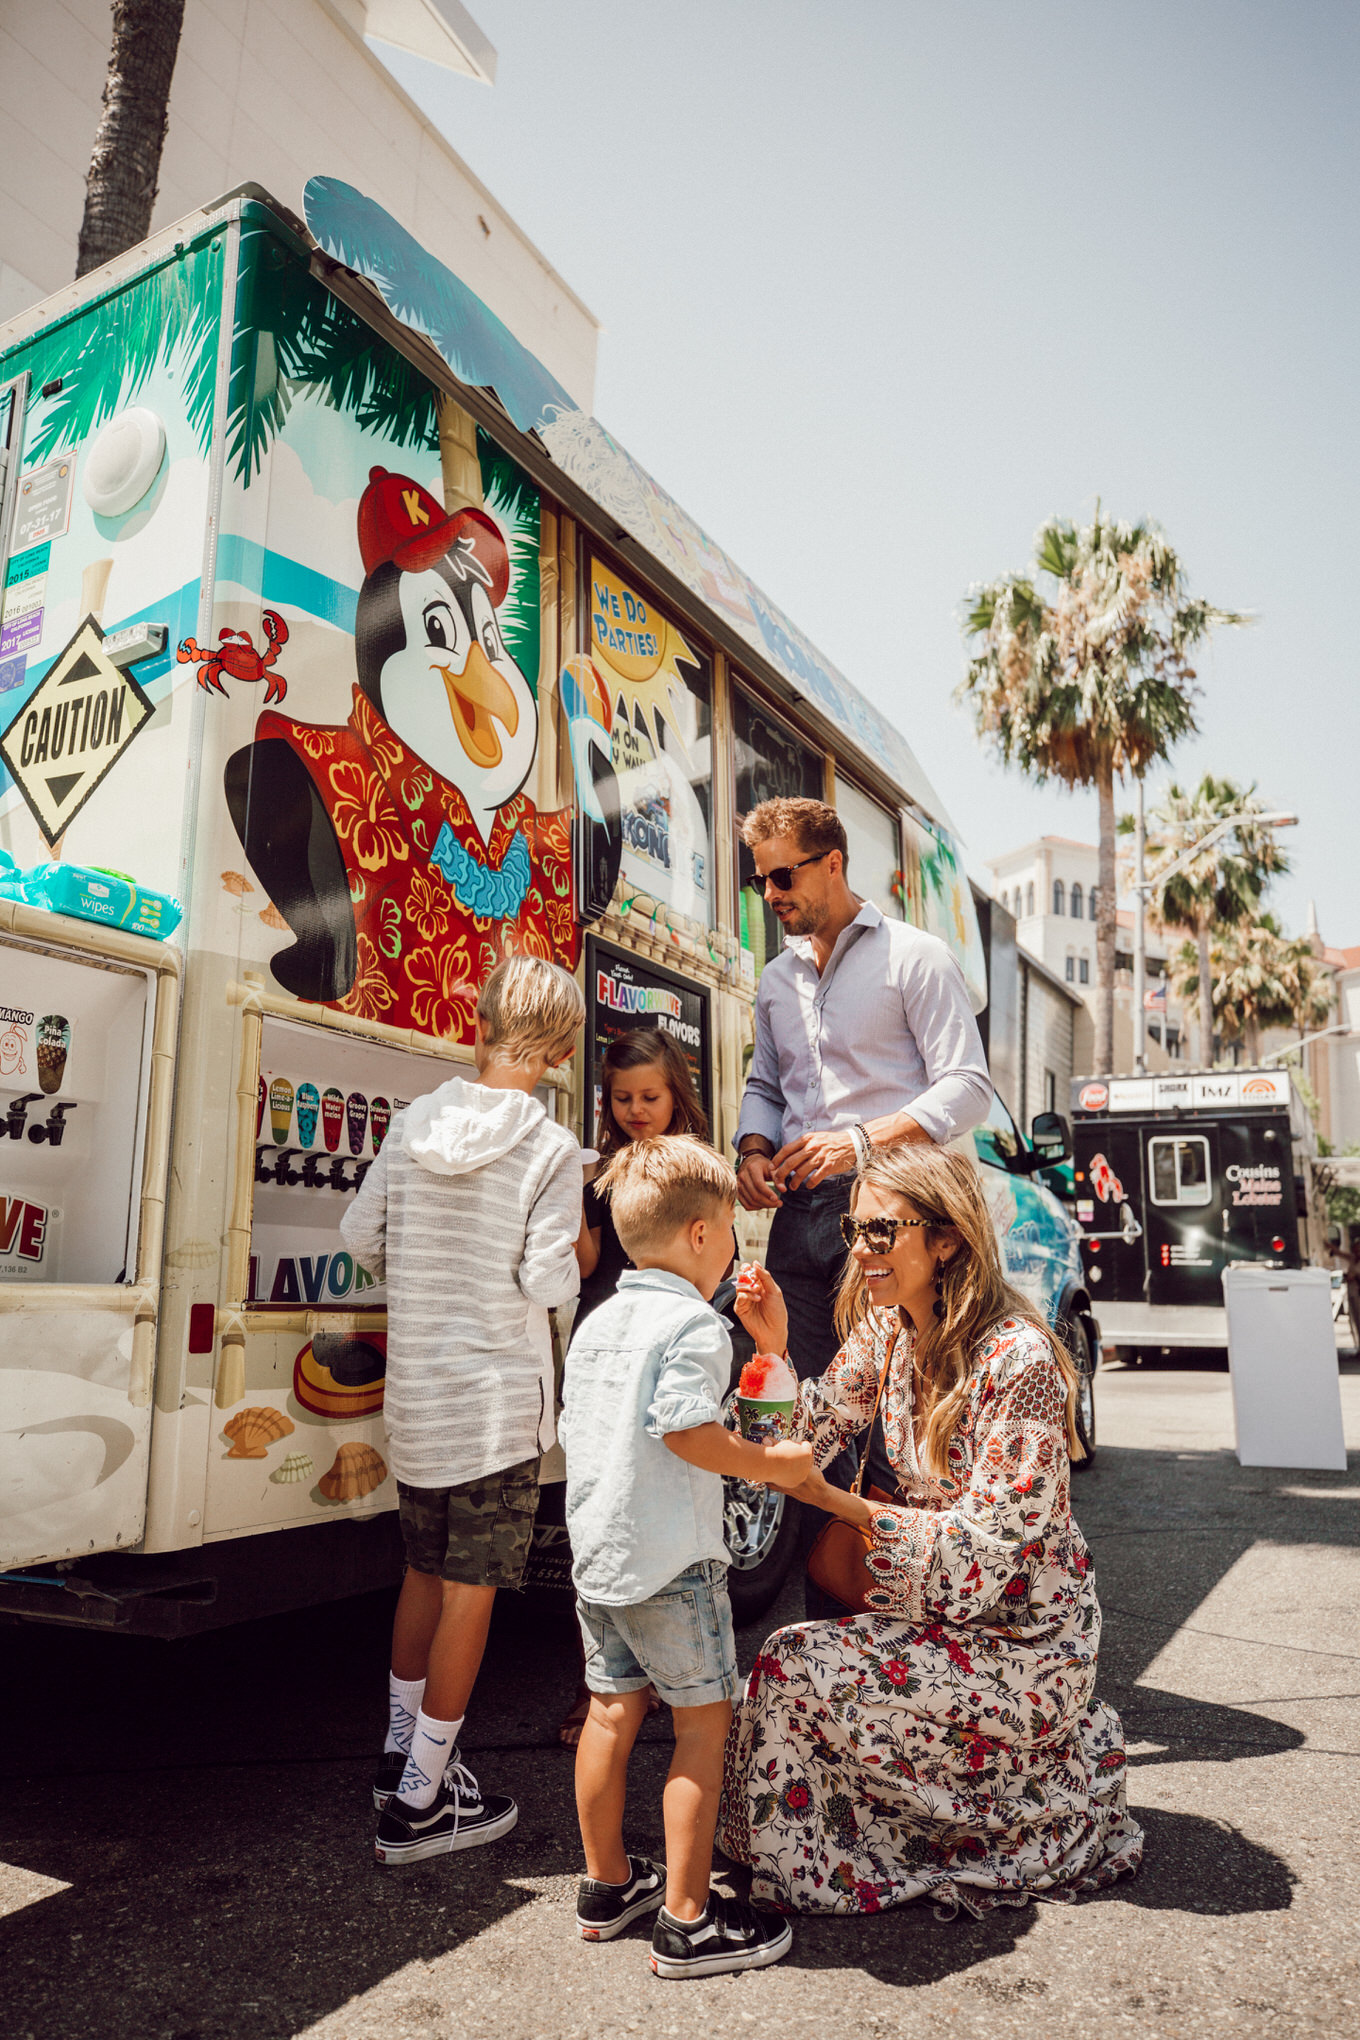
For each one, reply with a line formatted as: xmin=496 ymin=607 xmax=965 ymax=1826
xmin=178 ymin=611 xmax=289 ymax=704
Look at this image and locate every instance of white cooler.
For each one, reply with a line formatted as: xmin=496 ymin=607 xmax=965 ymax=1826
xmin=1222 ymin=1265 xmax=1347 ymax=1471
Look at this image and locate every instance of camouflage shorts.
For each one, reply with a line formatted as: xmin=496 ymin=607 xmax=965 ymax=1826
xmin=397 ymin=1459 xmax=540 ymax=1588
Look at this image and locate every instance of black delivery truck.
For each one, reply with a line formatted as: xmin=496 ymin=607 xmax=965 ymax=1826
xmin=1070 ymin=1065 xmax=1320 ymax=1358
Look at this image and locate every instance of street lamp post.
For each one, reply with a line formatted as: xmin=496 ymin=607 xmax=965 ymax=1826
xmin=1130 ymin=807 xmax=1298 ymax=1074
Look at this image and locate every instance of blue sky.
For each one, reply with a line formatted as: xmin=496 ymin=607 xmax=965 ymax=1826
xmin=382 ymin=0 xmax=1358 ymax=940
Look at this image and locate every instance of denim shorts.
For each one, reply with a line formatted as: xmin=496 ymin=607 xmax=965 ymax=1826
xmin=576 ymin=1559 xmax=740 ymax=1709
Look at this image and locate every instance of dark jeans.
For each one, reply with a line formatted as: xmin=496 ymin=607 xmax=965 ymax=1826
xmin=766 ymin=1175 xmax=859 ymax=1617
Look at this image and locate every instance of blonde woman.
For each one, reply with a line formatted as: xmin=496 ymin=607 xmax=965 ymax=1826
xmin=720 ymin=1144 xmax=1143 ymax=1916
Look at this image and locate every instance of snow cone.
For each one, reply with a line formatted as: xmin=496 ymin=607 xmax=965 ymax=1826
xmin=736 ymin=1352 xmax=798 ymax=1444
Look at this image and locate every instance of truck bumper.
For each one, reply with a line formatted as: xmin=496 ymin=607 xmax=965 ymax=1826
xmin=1091 ymin=1302 xmax=1228 ymax=1348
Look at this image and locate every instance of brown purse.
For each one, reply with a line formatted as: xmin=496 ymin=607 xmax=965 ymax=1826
xmin=806 ymin=1327 xmax=901 ymax=1615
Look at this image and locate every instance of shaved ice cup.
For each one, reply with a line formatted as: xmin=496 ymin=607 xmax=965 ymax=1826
xmin=735 ymin=1353 xmax=797 ymax=1444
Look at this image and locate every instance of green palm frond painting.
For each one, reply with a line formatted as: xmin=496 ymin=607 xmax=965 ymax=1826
xmin=228 ymin=221 xmax=439 ymax=483
xmin=15 ymin=234 xmax=223 ymax=466
xmin=478 ymin=428 xmax=540 ymax=690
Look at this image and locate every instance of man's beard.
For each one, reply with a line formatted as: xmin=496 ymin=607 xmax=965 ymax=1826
xmin=779 ymin=896 xmax=829 ymax=938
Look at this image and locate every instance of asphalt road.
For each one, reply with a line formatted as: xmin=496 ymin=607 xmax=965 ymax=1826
xmin=2 ymin=1355 xmax=1358 ymax=2040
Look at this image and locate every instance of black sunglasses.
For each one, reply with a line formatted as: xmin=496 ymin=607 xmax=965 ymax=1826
xmin=839 ymin=1214 xmax=931 ymax=1253
xmin=744 ymin=850 xmax=829 ymax=894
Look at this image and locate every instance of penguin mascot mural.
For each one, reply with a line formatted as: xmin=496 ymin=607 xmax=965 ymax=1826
xmin=225 ymin=466 xmax=620 ymax=1039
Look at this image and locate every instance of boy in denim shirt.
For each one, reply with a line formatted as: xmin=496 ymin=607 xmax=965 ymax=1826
xmin=559 ymin=1135 xmax=811 ymax=1977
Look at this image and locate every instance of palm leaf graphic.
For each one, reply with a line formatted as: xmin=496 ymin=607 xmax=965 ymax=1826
xmin=16 ymin=234 xmax=223 ymax=466
xmin=304 ymin=177 xmax=577 ymax=436
xmin=478 ymin=428 xmax=540 ymax=687
xmin=227 ymin=221 xmax=440 ymax=483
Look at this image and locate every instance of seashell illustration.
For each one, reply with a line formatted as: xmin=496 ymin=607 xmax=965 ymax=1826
xmin=223 ymin=1406 xmax=295 ymax=1458
xmin=271 ymin=1450 xmax=314 ymax=1485
xmin=318 ymin=1440 xmax=387 ymax=1501
xmin=259 ymin=902 xmax=289 ymax=930
xmin=220 ymin=870 xmax=254 ymax=896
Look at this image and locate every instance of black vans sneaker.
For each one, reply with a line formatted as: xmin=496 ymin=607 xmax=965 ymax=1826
xmin=374 ymin=1751 xmax=518 ymax=1865
xmin=576 ymin=1855 xmax=666 ymax=1941
xmin=650 ymin=1895 xmax=792 ymax=1979
xmin=372 ymin=1748 xmax=407 ymax=1811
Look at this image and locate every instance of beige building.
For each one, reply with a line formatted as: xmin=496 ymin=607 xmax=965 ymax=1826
xmin=988 ymin=834 xmax=1189 ymax=1077
xmin=1 ymin=0 xmax=599 ymax=407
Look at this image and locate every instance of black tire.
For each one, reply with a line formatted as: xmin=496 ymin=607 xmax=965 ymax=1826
xmin=725 ymin=1481 xmax=800 ymax=1626
xmin=1064 ymin=1313 xmax=1097 ymax=1467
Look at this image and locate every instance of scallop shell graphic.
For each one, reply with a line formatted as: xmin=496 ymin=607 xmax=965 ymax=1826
xmin=223 ymin=1406 xmax=295 ymax=1458
xmin=318 ymin=1441 xmax=387 ymax=1502
xmin=271 ymin=1450 xmax=314 ymax=1485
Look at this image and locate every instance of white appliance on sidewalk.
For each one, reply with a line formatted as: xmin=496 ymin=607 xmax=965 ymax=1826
xmin=1222 ymin=1265 xmax=1347 ymax=1471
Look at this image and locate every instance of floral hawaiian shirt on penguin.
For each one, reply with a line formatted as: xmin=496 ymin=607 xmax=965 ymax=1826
xmin=255 ymin=686 xmax=576 ymax=1041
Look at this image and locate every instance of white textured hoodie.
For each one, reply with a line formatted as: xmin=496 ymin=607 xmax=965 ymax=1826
xmin=340 ymin=1076 xmax=582 ymax=1489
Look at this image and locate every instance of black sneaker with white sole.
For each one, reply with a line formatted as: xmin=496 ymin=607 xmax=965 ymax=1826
xmin=576 ymin=1855 xmax=666 ymax=1941
xmin=650 ymin=1895 xmax=793 ymax=1979
xmin=374 ymin=1750 xmax=518 ymax=1865
xmin=372 ymin=1748 xmax=407 ymax=1811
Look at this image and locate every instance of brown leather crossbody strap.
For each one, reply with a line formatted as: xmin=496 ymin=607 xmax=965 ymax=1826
xmin=848 ymin=1322 xmax=901 ymax=1498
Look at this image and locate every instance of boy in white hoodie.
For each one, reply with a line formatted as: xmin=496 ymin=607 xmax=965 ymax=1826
xmin=341 ymin=955 xmax=586 ymax=1864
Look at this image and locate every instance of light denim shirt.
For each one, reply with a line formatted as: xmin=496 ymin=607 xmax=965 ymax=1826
xmin=735 ymin=900 xmax=992 ymax=1153
xmin=560 ymin=1268 xmax=731 ymax=1606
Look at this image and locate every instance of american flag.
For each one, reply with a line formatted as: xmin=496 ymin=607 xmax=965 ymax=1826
xmin=1144 ymin=981 xmax=1168 ymax=1010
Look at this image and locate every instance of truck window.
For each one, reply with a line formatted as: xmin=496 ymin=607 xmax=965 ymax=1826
xmin=1149 ymin=1134 xmax=1211 ymax=1207
xmin=974 ymin=1091 xmax=1021 ymax=1169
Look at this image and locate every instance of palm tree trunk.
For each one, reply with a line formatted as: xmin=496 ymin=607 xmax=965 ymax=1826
xmin=1245 ymin=1012 xmax=1262 ymax=1064
xmin=1095 ymin=761 xmax=1117 ymax=1072
xmin=76 ymin=0 xmax=186 ymax=278
xmin=1197 ymin=916 xmax=1214 ymax=1066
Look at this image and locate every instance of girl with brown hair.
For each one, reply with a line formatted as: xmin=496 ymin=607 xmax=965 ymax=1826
xmin=719 ymin=1142 xmax=1143 ymax=1916
xmin=574 ymin=1025 xmax=710 ymax=1329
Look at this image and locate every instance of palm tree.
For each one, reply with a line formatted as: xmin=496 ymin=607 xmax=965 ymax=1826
xmin=959 ymin=512 xmax=1245 ymax=1071
xmin=1147 ymin=777 xmax=1288 ymax=1065
xmin=1276 ymin=932 xmax=1336 ymax=1045
xmin=77 ymin=0 xmax=186 ymax=277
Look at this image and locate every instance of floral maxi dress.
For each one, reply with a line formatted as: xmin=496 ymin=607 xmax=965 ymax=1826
xmin=718 ymin=1313 xmax=1144 ymax=1916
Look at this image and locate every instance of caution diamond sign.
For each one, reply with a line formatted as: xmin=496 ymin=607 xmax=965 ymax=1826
xmin=0 ymin=615 xmax=154 ymax=846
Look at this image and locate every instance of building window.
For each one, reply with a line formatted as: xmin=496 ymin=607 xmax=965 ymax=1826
xmin=1088 ymin=885 xmax=1099 ymax=919
xmin=1167 ymin=1026 xmax=1181 ymax=1059
xmin=1043 ymin=1069 xmax=1056 ymax=1113
xmin=1052 ymin=879 xmax=1065 ymax=915
xmin=1070 ymin=882 xmax=1083 ymax=920
xmin=1026 ymin=882 xmax=1035 ymax=917
xmin=1065 ymin=954 xmax=1075 ymax=982
xmin=1078 ymin=955 xmax=1090 ymax=985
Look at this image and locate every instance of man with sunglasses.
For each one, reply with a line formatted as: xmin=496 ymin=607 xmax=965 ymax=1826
xmin=733 ymin=798 xmax=990 ymax=1595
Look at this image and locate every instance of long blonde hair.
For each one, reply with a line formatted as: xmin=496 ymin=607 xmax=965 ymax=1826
xmin=834 ymin=1143 xmax=1085 ymax=1473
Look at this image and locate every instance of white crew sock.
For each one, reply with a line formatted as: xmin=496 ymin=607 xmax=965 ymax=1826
xmin=385 ymin=1672 xmax=426 ymax=1755
xmin=394 ymin=1709 xmax=464 ymax=1809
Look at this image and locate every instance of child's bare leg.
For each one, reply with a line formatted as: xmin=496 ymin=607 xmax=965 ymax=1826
xmin=575 ymin=1687 xmax=650 ymax=1884
xmin=390 ymin=1567 xmax=443 ymax=1680
xmin=423 ymin=1580 xmax=498 ymax=1721
xmin=663 ymin=1699 xmax=733 ymax=1920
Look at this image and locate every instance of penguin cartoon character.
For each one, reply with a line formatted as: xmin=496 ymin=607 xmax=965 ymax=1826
xmin=224 ymin=466 xmax=613 ymax=1039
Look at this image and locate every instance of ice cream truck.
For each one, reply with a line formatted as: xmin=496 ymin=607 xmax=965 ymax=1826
xmin=1070 ymin=1065 xmax=1321 ymax=1359
xmin=0 ymin=179 xmax=1019 ymax=1635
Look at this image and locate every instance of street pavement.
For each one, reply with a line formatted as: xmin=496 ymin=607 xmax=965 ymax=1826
xmin=2 ymin=1354 xmax=1358 ymax=2040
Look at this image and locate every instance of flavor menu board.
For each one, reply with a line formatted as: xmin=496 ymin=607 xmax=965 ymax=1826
xmin=251 ymin=1014 xmax=459 ymax=1308
xmin=0 ymin=933 xmax=155 ymax=1283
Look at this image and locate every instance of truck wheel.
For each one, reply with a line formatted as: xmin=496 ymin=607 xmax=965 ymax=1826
xmin=1064 ymin=1315 xmax=1097 ymax=1467
xmin=724 ymin=1477 xmax=800 ymax=1626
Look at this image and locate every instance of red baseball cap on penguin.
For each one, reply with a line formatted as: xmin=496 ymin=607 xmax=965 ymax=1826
xmin=358 ymin=466 xmax=509 ymax=602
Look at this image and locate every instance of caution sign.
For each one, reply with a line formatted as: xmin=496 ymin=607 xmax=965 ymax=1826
xmin=0 ymin=616 xmax=153 ymax=846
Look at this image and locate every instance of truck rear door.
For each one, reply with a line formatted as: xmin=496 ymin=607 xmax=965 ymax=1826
xmin=1143 ymin=1124 xmax=1226 ymax=1305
